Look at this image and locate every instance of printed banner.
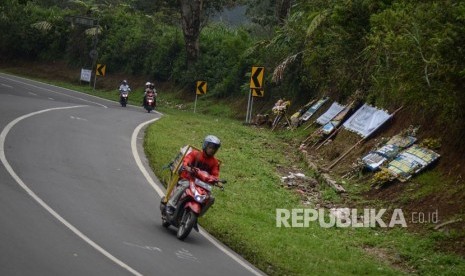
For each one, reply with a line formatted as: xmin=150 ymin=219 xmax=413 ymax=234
xmin=386 ymin=145 xmax=440 ymax=181
xmin=316 ymin=102 xmax=345 ymax=125
xmin=300 ymin=97 xmax=329 ymax=122
xmin=321 ymin=103 xmax=354 ymax=135
xmin=362 ymin=135 xmax=417 ymax=171
xmin=343 ymin=104 xmax=392 ymax=138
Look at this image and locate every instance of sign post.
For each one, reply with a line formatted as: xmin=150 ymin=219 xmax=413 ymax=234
xmin=194 ymin=81 xmax=207 ymax=113
xmin=246 ymin=66 xmax=264 ymax=123
xmin=66 ymin=16 xmax=101 ymax=90
xmin=93 ymin=63 xmax=106 ymax=91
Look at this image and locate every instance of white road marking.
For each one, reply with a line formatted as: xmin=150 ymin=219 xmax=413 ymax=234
xmin=131 ymin=119 xmax=263 ymax=276
xmin=70 ymin=115 xmax=88 ymax=121
xmin=175 ymin=248 xmax=199 ymax=262
xmin=131 ymin=118 xmax=165 ymax=197
xmin=0 ymin=106 xmax=143 ymax=276
xmin=28 ymin=92 xmax=37 ymax=96
xmin=1 ymin=83 xmax=13 ymax=88
xmin=124 ymin=242 xmax=162 ymax=252
xmin=0 ymin=74 xmax=108 ymax=108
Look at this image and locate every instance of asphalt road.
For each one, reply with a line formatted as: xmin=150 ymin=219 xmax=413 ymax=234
xmin=0 ymin=73 xmax=264 ymax=276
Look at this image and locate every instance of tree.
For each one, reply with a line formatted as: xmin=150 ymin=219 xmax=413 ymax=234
xmin=275 ymin=0 xmax=292 ymax=25
xmin=179 ymin=0 xmax=203 ymax=68
xmin=178 ymin=0 xmax=234 ymax=68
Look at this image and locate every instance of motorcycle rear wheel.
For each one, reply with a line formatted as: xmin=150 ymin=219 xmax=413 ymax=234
xmin=177 ymin=209 xmax=197 ymax=240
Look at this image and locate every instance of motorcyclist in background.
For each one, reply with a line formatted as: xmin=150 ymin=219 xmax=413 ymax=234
xmin=143 ymin=82 xmax=157 ymax=106
xmin=142 ymin=82 xmax=151 ymax=105
xmin=165 ymin=135 xmax=221 ymax=214
xmin=118 ymin=80 xmax=131 ymax=100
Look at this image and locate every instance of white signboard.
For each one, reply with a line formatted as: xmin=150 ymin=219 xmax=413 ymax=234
xmin=316 ymin=102 xmax=345 ymax=125
xmin=80 ymin=69 xmax=92 ymax=82
xmin=343 ymin=104 xmax=391 ymax=138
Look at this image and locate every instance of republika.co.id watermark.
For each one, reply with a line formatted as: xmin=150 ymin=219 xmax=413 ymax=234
xmin=276 ymin=208 xmax=439 ymax=228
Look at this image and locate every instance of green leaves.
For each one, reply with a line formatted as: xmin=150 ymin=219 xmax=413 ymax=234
xmin=365 ymin=1 xmax=465 ymax=123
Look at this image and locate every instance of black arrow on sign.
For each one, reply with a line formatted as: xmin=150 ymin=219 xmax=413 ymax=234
xmin=197 ymin=81 xmax=206 ymax=94
xmin=97 ymin=64 xmax=105 ymax=76
xmin=251 ymin=67 xmax=263 ymax=88
xmin=252 ymin=88 xmax=264 ymax=97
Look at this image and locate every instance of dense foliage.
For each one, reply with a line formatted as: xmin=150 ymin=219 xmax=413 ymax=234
xmin=1 ymin=0 xmax=465 ymax=143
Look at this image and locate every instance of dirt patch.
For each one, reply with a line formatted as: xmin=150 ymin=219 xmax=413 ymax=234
xmin=363 ymin=246 xmax=417 ymax=274
xmin=365 ymin=180 xmax=465 ymax=257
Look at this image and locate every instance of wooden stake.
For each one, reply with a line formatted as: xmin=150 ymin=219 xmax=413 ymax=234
xmin=303 ymin=121 xmax=315 ymax=130
xmin=314 ymin=124 xmax=343 ymax=150
xmin=327 ymin=138 xmax=365 ymax=170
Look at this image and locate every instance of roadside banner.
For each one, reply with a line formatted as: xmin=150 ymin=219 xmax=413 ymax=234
xmin=386 ymin=145 xmax=440 ymax=181
xmin=316 ymin=102 xmax=345 ymax=125
xmin=300 ymin=97 xmax=329 ymax=122
xmin=343 ymin=104 xmax=392 ymax=138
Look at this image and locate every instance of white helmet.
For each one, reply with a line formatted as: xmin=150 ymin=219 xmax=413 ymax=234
xmin=145 ymin=82 xmax=151 ymax=87
xmin=202 ymin=135 xmax=221 ymax=151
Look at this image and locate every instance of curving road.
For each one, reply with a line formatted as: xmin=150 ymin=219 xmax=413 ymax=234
xmin=0 ymin=73 xmax=264 ymax=276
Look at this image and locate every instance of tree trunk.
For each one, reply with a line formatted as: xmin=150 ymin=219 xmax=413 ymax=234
xmin=276 ymin=0 xmax=291 ymax=25
xmin=179 ymin=0 xmax=203 ymax=68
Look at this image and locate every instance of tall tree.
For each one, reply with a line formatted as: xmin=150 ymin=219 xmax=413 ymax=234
xmin=179 ymin=0 xmax=203 ymax=68
xmin=178 ymin=0 xmax=233 ymax=68
xmin=275 ymin=0 xmax=292 ymax=25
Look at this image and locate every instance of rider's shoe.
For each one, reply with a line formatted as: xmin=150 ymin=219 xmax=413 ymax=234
xmin=164 ymin=205 xmax=175 ymax=215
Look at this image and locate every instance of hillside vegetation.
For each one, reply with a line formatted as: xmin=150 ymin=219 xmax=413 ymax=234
xmin=2 ymin=0 xmax=465 ymax=156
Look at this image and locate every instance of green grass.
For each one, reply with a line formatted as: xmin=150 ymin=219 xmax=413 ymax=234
xmin=407 ymin=171 xmax=456 ymax=200
xmin=144 ymin=111 xmax=398 ymax=275
xmin=2 ymin=68 xmax=465 ymax=275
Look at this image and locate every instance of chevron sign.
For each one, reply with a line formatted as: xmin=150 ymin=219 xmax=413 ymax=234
xmin=249 ymin=66 xmax=264 ymax=89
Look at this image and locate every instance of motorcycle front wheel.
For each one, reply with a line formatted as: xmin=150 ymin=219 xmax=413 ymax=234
xmin=177 ymin=209 xmax=197 ymax=240
xmin=160 ymin=199 xmax=170 ymax=228
xmin=161 ymin=216 xmax=170 ymax=228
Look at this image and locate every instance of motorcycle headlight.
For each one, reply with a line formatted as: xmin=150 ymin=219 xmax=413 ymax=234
xmin=194 ymin=189 xmax=207 ymax=203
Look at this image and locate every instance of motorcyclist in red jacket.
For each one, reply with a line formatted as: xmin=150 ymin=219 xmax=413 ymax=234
xmin=165 ymin=135 xmax=221 ymax=214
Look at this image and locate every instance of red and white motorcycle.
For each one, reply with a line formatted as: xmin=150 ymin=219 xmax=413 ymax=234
xmin=160 ymin=168 xmax=226 ymax=240
xmin=144 ymin=90 xmax=156 ymax=113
